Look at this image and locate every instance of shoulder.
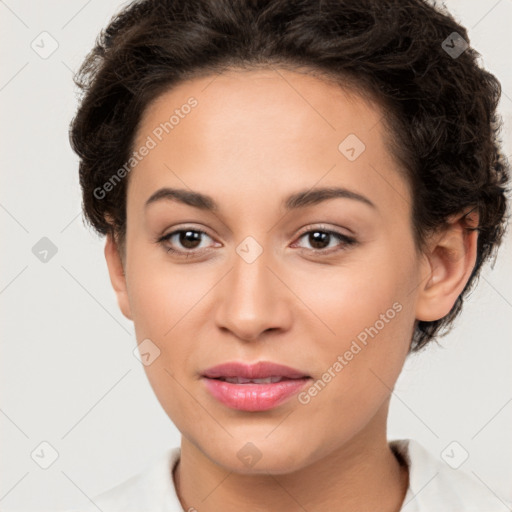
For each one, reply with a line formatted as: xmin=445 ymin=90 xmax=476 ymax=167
xmin=61 ymin=447 xmax=183 ymax=512
xmin=391 ymin=438 xmax=512 ymax=512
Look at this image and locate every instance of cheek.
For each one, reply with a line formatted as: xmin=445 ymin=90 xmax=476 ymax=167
xmin=292 ymin=277 xmax=414 ymax=441
xmin=126 ymin=247 xmax=203 ymax=337
xmin=300 ymin=245 xmax=416 ymax=390
xmin=303 ymin=250 xmax=408 ymax=340
xmin=125 ymin=258 xmax=202 ymax=425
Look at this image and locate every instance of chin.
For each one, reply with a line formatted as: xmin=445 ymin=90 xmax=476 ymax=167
xmin=202 ymin=439 xmax=312 ymax=475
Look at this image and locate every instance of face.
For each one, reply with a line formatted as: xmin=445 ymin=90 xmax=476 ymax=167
xmin=110 ymin=68 xmax=427 ymax=473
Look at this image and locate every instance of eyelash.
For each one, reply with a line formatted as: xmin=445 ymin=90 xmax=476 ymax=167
xmin=155 ymin=225 xmax=357 ymax=258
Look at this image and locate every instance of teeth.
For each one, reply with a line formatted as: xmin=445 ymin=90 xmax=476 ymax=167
xmin=222 ymin=376 xmax=285 ymax=384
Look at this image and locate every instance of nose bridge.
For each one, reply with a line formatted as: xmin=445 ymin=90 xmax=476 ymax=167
xmin=215 ymin=235 xmax=288 ymax=339
xmin=233 ymin=237 xmax=272 ymax=297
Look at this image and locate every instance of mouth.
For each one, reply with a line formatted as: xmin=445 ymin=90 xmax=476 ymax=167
xmin=201 ymin=361 xmax=312 ymax=411
xmin=208 ymin=375 xmax=307 ymax=384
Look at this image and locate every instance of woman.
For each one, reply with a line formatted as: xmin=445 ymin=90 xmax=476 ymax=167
xmin=66 ymin=0 xmax=510 ymax=510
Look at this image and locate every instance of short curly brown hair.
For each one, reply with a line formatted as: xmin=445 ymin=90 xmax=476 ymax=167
xmin=69 ymin=0 xmax=510 ymax=353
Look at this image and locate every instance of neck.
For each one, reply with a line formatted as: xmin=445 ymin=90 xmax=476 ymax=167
xmin=173 ymin=411 xmax=409 ymax=512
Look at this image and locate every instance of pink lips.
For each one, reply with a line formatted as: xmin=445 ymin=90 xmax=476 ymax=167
xmin=201 ymin=361 xmax=311 ymax=411
xmin=202 ymin=361 xmax=309 ymax=380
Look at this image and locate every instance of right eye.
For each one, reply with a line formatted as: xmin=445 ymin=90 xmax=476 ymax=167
xmin=157 ymin=228 xmax=216 ymax=257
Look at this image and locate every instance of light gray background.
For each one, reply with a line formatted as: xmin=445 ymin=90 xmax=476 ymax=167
xmin=1 ymin=1 xmax=511 ymax=510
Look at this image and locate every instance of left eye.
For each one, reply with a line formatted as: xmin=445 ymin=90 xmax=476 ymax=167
xmin=157 ymin=227 xmax=356 ymax=257
xmin=293 ymin=229 xmax=356 ymax=253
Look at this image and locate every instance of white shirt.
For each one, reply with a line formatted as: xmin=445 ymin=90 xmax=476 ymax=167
xmin=65 ymin=439 xmax=512 ymax=511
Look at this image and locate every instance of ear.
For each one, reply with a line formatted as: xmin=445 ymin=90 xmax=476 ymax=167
xmin=415 ymin=208 xmax=479 ymax=322
xmin=104 ymin=233 xmax=133 ymax=321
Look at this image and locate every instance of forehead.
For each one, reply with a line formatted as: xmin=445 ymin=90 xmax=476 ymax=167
xmin=138 ymin=68 xmax=384 ymax=147
xmin=128 ymin=68 xmax=410 ymax=219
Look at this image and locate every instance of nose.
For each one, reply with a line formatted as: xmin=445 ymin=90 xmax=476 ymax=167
xmin=214 ymin=243 xmax=292 ymax=341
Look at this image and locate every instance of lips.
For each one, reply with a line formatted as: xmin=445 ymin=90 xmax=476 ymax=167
xmin=201 ymin=360 xmax=310 ymax=380
xmin=201 ymin=361 xmax=311 ymax=411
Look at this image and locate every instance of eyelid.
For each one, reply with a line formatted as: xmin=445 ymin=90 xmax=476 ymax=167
xmin=157 ymin=223 xmax=213 ymax=238
xmin=295 ymin=223 xmax=353 ymax=239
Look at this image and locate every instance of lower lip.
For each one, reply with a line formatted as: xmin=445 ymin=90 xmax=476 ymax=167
xmin=202 ymin=377 xmax=311 ymax=411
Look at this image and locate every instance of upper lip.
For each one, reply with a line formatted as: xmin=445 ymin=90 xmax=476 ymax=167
xmin=202 ymin=361 xmax=310 ymax=379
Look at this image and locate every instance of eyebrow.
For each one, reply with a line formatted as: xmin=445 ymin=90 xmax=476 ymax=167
xmin=144 ymin=186 xmax=377 ymax=212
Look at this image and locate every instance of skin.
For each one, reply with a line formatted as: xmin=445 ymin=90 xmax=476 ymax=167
xmin=104 ymin=68 xmax=478 ymax=511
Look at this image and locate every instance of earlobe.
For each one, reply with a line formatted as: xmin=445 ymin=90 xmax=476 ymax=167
xmin=104 ymin=233 xmax=133 ymax=321
xmin=415 ymin=209 xmax=479 ymax=322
